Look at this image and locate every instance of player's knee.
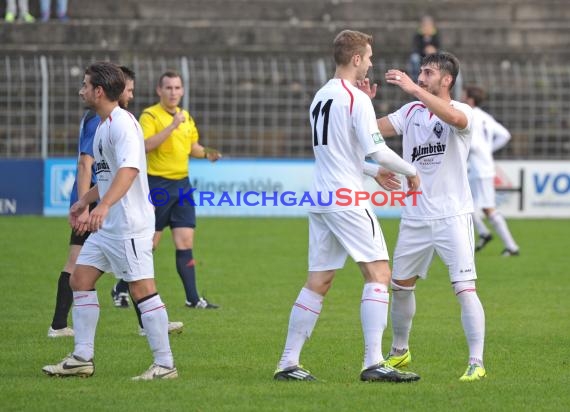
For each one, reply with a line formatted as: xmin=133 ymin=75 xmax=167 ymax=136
xmin=306 ymin=271 xmax=335 ymax=295
xmin=69 ymin=275 xmax=93 ymax=291
xmin=391 ymin=279 xmax=416 ymax=292
xmin=129 ymin=279 xmax=157 ymax=301
xmin=452 ymin=280 xmax=476 ymax=295
xmin=359 ymin=260 xmax=391 ymax=285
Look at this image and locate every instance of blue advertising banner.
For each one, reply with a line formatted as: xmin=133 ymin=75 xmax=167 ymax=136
xmin=41 ymin=158 xmax=570 ymax=218
xmin=43 ymin=158 xmax=77 ymax=216
xmin=187 ymin=159 xmax=402 ymax=217
xmin=41 ymin=158 xmax=404 ymax=217
xmin=0 ymin=159 xmax=43 ymax=215
xmin=494 ymin=161 xmax=570 ymax=217
xmin=189 ymin=159 xmax=313 ymax=217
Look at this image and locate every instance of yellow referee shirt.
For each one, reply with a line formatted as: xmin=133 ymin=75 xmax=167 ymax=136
xmin=139 ymin=103 xmax=199 ymax=180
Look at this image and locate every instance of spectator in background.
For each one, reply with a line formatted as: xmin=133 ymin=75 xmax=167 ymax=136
xmin=5 ymin=0 xmax=35 ymax=22
xmin=40 ymin=0 xmax=68 ymax=21
xmin=462 ymin=85 xmax=520 ymax=256
xmin=409 ymin=15 xmax=440 ymax=82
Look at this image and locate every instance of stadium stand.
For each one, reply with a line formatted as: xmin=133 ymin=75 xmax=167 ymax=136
xmin=1 ymin=0 xmax=570 ymax=56
xmin=0 ymin=0 xmax=569 ymax=159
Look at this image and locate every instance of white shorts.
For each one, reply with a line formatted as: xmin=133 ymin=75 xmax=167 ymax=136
xmin=392 ymin=214 xmax=476 ymax=282
xmin=469 ymin=177 xmax=496 ymax=209
xmin=76 ymin=232 xmax=155 ymax=282
xmin=308 ymin=209 xmax=389 ymax=272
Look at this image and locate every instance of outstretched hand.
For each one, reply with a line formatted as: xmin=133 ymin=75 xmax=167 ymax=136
xmin=356 ymin=78 xmax=378 ymax=99
xmin=374 ymin=169 xmax=401 ymax=191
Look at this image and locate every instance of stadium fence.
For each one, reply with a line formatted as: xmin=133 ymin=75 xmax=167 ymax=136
xmin=1 ymin=55 xmax=568 ymax=159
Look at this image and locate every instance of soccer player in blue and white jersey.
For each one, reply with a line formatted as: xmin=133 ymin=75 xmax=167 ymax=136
xmin=274 ymin=30 xmax=421 ymax=383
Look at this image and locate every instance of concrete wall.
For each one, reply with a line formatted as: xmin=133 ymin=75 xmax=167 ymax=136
xmin=1 ymin=0 xmax=569 ymax=59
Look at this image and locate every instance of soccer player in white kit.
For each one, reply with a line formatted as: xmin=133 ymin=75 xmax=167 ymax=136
xmin=463 ymin=85 xmax=519 ymax=256
xmin=42 ymin=62 xmax=177 ymax=380
xmin=363 ymin=52 xmax=487 ymax=381
xmin=274 ymin=30 xmax=421 ymax=383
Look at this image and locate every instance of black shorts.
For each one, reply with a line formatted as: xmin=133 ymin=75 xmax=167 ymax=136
xmin=68 ymin=202 xmax=97 ymax=246
xmin=148 ymin=175 xmax=196 ymax=231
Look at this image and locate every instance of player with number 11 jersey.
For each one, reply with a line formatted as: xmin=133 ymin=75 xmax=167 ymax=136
xmin=309 ymin=78 xmax=416 ymax=212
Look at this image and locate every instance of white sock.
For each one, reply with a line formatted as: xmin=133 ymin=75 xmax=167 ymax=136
xmin=72 ymin=290 xmax=99 ymax=361
xmin=390 ymin=281 xmax=416 ymax=354
xmin=454 ymin=281 xmax=485 ymax=366
xmin=361 ymin=282 xmax=389 ymax=368
xmin=138 ymin=294 xmax=174 ymax=368
xmin=489 ymin=211 xmax=518 ymax=251
xmin=473 ymin=211 xmax=490 ymax=237
xmin=277 ymin=287 xmax=323 ymax=370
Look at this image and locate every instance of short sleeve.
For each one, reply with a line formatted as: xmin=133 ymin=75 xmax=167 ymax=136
xmin=387 ymin=104 xmax=408 ymax=135
xmin=451 ymin=101 xmax=473 ymax=137
xmin=186 ymin=111 xmax=199 ymax=144
xmin=139 ymin=110 xmax=157 ymax=139
xmin=352 ymin=93 xmax=385 ymax=155
xmin=113 ymin=116 xmax=144 ymax=171
xmin=79 ymin=115 xmax=99 ymax=157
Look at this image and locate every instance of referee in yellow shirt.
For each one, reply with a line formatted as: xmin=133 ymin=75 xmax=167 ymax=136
xmin=140 ymin=70 xmax=222 ymax=309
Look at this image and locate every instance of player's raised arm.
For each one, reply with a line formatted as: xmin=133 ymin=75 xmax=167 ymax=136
xmin=386 ymin=52 xmax=468 ymax=131
xmin=386 ymin=68 xmax=467 ymax=130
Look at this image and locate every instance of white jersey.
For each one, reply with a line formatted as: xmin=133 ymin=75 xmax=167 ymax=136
xmin=93 ymin=106 xmax=155 ymax=239
xmin=309 ymin=78 xmax=387 ymax=212
xmin=388 ymin=100 xmax=474 ymax=219
xmin=468 ymin=107 xmax=511 ymax=179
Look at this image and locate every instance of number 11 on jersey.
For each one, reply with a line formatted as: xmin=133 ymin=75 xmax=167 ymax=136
xmin=312 ymin=99 xmax=333 ymax=146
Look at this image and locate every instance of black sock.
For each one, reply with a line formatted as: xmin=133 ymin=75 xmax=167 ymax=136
xmin=175 ymin=249 xmax=200 ymax=304
xmin=130 ymin=292 xmax=143 ymax=328
xmin=51 ymin=271 xmax=73 ymax=330
xmin=115 ymin=279 xmax=129 ymax=294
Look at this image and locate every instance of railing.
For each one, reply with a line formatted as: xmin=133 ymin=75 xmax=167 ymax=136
xmin=1 ymin=55 xmax=568 ymax=159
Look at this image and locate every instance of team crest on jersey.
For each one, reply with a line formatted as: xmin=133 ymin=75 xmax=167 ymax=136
xmin=433 ymin=121 xmax=444 ymax=139
xmin=372 ymin=132 xmax=384 ymax=144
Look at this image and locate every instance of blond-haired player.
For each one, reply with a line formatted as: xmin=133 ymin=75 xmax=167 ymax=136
xmin=274 ymin=30 xmax=420 ymax=383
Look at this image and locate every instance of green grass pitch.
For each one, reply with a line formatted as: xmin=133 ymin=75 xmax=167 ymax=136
xmin=0 ymin=216 xmax=568 ymax=411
